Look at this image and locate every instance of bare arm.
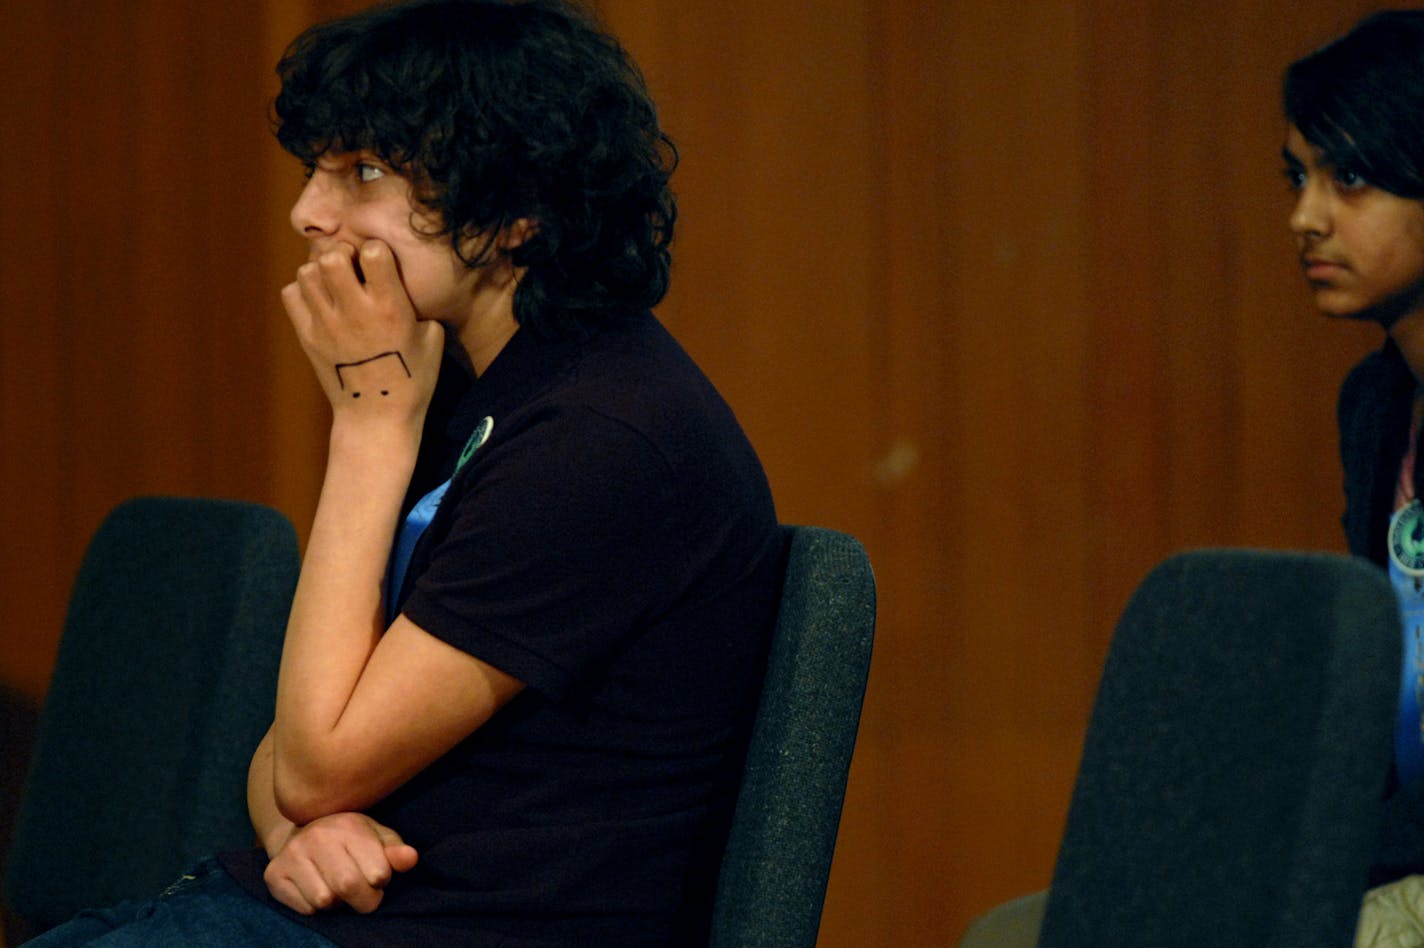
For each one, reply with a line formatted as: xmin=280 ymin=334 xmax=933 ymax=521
xmin=248 ymin=728 xmax=296 ymax=858
xmin=248 ymin=727 xmax=419 ymax=915
xmin=270 ymin=240 xmax=522 ymax=825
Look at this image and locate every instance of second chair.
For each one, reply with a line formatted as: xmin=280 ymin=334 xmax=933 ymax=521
xmin=962 ymin=548 xmax=1400 ymax=948
xmin=3 ymin=496 xmax=301 ymax=940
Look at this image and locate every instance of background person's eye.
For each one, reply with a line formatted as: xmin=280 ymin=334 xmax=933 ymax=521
xmin=1334 ymin=167 xmax=1367 ymax=190
xmin=1283 ymin=167 xmax=1306 ymax=191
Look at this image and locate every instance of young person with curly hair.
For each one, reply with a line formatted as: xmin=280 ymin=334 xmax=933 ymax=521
xmin=27 ymin=2 xmax=782 ymax=945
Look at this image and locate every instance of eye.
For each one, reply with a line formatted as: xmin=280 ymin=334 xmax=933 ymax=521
xmin=300 ymin=161 xmax=316 ymax=181
xmin=1282 ymin=167 xmax=1306 ymax=192
xmin=356 ymin=161 xmax=386 ymax=184
xmin=1333 ymin=167 xmax=1368 ymax=191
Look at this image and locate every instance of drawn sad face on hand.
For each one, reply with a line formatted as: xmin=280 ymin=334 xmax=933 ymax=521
xmin=334 ymin=350 xmax=412 ymax=400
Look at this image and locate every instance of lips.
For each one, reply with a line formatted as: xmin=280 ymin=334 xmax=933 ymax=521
xmin=1302 ymin=255 xmax=1347 ymax=281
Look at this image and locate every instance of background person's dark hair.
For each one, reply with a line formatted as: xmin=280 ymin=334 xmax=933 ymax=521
xmin=274 ymin=0 xmax=677 ymax=338
xmin=1284 ymin=10 xmax=1424 ymax=200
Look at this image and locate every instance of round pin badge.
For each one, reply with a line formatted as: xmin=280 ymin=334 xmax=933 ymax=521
xmin=1391 ymin=499 xmax=1424 ymax=576
xmin=456 ymin=415 xmax=495 ymax=473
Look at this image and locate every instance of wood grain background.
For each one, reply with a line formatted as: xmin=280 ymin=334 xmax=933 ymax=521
xmin=0 ymin=0 xmax=1403 ymax=941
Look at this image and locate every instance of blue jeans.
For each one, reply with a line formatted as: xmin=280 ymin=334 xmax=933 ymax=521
xmin=22 ymin=858 xmax=336 ymax=947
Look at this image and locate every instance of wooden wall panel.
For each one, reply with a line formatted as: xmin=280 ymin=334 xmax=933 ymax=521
xmin=916 ymin=3 xmax=1099 ymax=936
xmin=263 ymin=1 xmax=337 ymax=529
xmin=0 ymin=1 xmax=310 ymax=698
xmin=2 ymin=1 xmax=1416 ymax=944
xmin=605 ymin=0 xmax=883 ymax=543
xmin=0 ymin=2 xmax=67 ymax=706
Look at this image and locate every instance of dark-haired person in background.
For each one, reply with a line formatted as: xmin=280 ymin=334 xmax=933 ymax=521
xmin=1283 ymin=10 xmax=1424 ymax=946
xmin=26 ymin=1 xmax=781 ymax=945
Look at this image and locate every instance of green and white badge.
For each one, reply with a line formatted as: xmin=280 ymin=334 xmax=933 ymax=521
xmin=456 ymin=415 xmax=495 ymax=473
xmin=1391 ymin=499 xmax=1424 ymax=576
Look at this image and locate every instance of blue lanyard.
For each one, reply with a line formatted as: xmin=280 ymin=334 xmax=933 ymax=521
xmin=1389 ymin=499 xmax=1424 ymax=785
xmin=384 ymin=415 xmax=494 ymax=626
xmin=385 ymin=479 xmax=452 ymax=626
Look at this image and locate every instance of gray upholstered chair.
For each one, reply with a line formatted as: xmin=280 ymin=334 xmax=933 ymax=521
xmin=960 ymin=549 xmax=1400 ymax=948
xmin=4 ymin=514 xmax=875 ymax=945
xmin=709 ymin=525 xmax=877 ymax=947
xmin=3 ymin=497 xmax=300 ymax=941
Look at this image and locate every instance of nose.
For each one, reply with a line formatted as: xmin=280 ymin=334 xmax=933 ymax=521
xmin=289 ymin=172 xmax=340 ymax=239
xmin=1289 ymin=179 xmax=1330 ymax=240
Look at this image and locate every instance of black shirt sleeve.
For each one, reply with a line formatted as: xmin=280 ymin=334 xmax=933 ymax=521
xmin=400 ymin=403 xmax=687 ymax=699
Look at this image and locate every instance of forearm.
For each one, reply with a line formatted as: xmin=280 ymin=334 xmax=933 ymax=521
xmin=273 ymin=418 xmax=419 ymax=818
xmin=255 ymin=724 xmax=422 ymax=915
xmin=249 ymin=728 xmax=297 ymax=857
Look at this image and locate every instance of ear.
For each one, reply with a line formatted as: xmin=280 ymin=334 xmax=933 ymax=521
xmin=500 ymin=217 xmax=539 ymax=252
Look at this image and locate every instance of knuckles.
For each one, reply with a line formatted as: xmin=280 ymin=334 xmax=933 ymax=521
xmin=318 ymin=249 xmax=352 ymax=270
xmin=262 ymin=816 xmax=391 ymax=916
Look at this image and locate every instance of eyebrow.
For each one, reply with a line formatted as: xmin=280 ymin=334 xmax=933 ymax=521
xmin=1282 ymin=142 xmax=1344 ymax=175
xmin=1287 ymin=138 xmax=1315 ymax=164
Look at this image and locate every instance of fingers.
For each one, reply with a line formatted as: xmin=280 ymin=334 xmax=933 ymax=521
xmin=285 ymin=240 xmax=412 ymax=336
xmin=346 ymin=836 xmax=396 ymax=891
xmin=263 ymin=813 xmax=419 ymax=917
xmin=384 ymin=842 xmax=420 ymax=873
xmin=286 ymin=242 xmax=363 ymax=324
xmin=320 ymin=243 xmax=367 ymax=314
xmin=358 ymin=240 xmax=401 ymax=304
xmin=282 ymin=247 xmax=351 ymax=345
xmin=264 ymin=855 xmax=332 ymax=915
xmin=324 ymin=846 xmax=388 ymax=914
xmin=306 ymin=241 xmax=403 ymax=317
xmin=311 ymin=244 xmax=361 ymax=315
xmin=265 ymin=843 xmax=384 ymax=916
xmin=374 ymin=823 xmax=420 ymax=873
xmin=280 ymin=280 xmax=310 ymax=335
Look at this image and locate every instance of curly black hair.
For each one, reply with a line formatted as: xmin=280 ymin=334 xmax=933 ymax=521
xmin=274 ymin=0 xmax=677 ymax=337
xmin=1284 ymin=10 xmax=1424 ymax=200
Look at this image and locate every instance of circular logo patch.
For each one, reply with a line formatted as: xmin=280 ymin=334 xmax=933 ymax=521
xmin=1391 ymin=500 xmax=1424 ymax=576
xmin=456 ymin=415 xmax=495 ymax=473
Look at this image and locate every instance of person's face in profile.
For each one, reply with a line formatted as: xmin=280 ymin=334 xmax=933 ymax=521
xmin=289 ymin=153 xmax=484 ymax=329
xmin=1285 ymin=125 xmax=1424 ymax=323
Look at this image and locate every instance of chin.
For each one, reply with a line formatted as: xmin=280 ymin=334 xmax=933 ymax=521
xmin=1311 ymin=290 xmax=1373 ymax=322
xmin=1317 ymin=298 xmax=1412 ymax=332
xmin=1318 ymin=306 xmax=1376 ymax=322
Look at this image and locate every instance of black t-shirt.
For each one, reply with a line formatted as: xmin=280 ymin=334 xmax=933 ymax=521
xmin=221 ymin=312 xmax=783 ymax=946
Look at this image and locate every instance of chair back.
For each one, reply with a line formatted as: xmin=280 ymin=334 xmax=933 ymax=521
xmin=3 ymin=497 xmax=299 ymax=934
xmin=709 ymin=525 xmax=876 ymax=947
xmin=1039 ymin=549 xmax=1400 ymax=948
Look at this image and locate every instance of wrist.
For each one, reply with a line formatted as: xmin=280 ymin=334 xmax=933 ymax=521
xmin=327 ymin=413 xmax=422 ymax=472
xmin=261 ymin=818 xmax=298 ymax=859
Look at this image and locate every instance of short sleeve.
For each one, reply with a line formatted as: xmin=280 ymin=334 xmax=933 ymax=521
xmin=399 ymin=404 xmax=687 ymax=698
